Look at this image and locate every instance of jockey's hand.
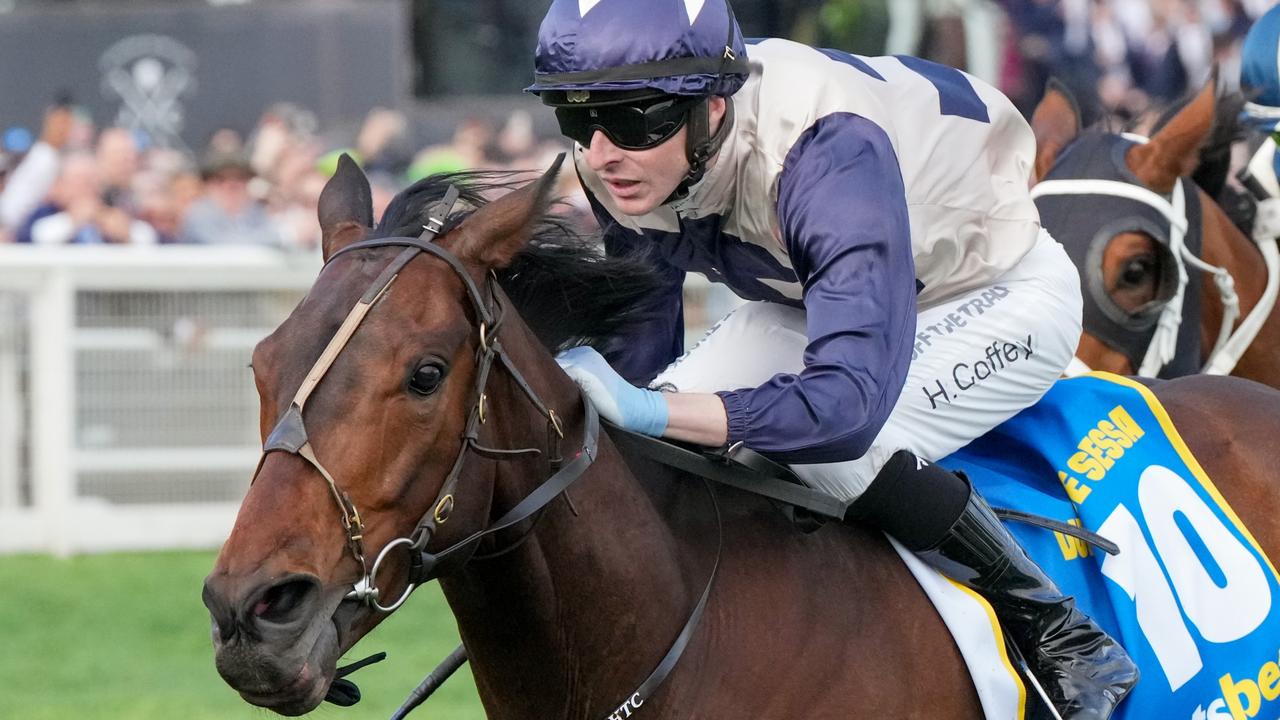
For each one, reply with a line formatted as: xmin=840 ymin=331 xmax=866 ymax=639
xmin=555 ymin=346 xmax=668 ymax=436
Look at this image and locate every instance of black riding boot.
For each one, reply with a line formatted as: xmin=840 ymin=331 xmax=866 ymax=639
xmin=851 ymin=451 xmax=1139 ymax=720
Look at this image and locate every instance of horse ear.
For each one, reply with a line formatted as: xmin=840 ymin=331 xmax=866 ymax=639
xmin=1126 ymin=78 xmax=1217 ymax=194
xmin=1030 ymin=78 xmax=1081 ymax=184
xmin=452 ymin=153 xmax=565 ymax=268
xmin=318 ymin=153 xmax=374 ymax=262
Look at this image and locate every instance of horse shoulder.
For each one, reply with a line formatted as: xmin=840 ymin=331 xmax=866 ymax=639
xmin=654 ymin=479 xmax=983 ymax=717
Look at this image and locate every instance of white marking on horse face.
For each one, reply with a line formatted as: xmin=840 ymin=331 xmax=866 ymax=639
xmin=580 ymin=0 xmax=604 ymax=16
xmin=684 ymin=0 xmax=707 ymax=23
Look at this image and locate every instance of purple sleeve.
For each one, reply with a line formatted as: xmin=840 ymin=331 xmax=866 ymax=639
xmin=581 ymin=183 xmax=687 ymax=385
xmin=716 ymin=113 xmax=917 ymax=464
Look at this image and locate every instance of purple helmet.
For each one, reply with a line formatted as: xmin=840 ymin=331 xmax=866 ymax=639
xmin=527 ymin=0 xmax=750 ymax=101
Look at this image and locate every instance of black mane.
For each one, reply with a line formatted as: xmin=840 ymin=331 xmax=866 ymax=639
xmin=373 ymin=170 xmax=669 ymax=352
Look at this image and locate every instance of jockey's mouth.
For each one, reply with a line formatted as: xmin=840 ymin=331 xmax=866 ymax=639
xmin=602 ymin=176 xmax=641 ymax=188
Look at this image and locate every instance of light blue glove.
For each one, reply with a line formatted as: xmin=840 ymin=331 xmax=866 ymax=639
xmin=555 ymin=346 xmax=668 ymax=436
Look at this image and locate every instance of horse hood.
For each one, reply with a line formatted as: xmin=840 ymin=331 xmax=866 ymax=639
xmin=1034 ymin=131 xmax=1204 ymax=377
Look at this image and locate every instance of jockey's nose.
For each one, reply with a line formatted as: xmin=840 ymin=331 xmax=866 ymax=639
xmin=583 ymin=130 xmax=623 ymax=171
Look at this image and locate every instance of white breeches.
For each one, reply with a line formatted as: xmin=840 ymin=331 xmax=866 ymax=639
xmin=651 ymin=229 xmax=1083 ymax=503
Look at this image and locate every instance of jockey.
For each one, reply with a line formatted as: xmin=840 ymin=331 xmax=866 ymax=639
xmin=529 ymin=0 xmax=1138 ymax=716
xmin=1240 ymin=3 xmax=1280 ymax=242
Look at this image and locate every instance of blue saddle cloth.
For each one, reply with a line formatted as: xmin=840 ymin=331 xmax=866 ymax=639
xmin=942 ymin=373 xmax=1280 ymax=720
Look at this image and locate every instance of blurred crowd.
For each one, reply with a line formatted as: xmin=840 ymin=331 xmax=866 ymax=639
xmin=0 ymin=0 xmax=1276 ymax=250
xmin=0 ymin=101 xmax=575 ymax=250
xmin=818 ymin=0 xmax=1272 ymax=125
xmin=994 ymin=0 xmax=1271 ymax=125
xmin=730 ymin=0 xmax=1273 ymax=124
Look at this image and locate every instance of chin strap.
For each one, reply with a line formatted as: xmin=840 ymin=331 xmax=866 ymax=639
xmin=666 ymin=96 xmax=734 ymax=204
xmin=323 ymin=651 xmax=388 ymax=707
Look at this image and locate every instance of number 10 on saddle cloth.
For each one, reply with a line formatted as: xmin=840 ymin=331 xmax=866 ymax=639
xmin=941 ymin=373 xmax=1280 ymax=720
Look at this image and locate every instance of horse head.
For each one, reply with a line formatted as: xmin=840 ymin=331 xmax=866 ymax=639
xmin=201 ymin=154 xmax=573 ymax=715
xmin=1030 ymin=78 xmax=1220 ymax=375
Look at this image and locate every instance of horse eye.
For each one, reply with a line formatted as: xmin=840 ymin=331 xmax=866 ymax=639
xmin=409 ymin=362 xmax=446 ymax=396
xmin=1118 ymin=257 xmax=1154 ymax=289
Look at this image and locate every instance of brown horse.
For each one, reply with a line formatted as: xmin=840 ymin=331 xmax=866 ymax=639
xmin=204 ymin=157 xmax=1280 ymax=718
xmin=1029 ymin=78 xmax=1280 ymax=386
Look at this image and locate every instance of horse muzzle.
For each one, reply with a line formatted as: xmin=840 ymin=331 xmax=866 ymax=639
xmin=203 ymin=571 xmax=350 ymax=715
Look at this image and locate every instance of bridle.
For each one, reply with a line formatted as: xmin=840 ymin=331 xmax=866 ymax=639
xmin=252 ymin=177 xmax=714 ymax=720
xmin=254 ymin=184 xmax=600 ymax=613
xmin=1032 ymin=131 xmax=1262 ymax=378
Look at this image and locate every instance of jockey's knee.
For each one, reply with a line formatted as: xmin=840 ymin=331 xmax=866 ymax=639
xmin=845 ymin=449 xmax=971 ymax=551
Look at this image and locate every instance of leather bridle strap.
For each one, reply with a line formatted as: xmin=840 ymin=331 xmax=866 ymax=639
xmin=261 ymin=182 xmax=589 ymax=614
xmin=253 ymin=180 xmax=612 ymax=708
xmin=407 ymin=397 xmax=599 ymax=583
xmin=297 ymin=190 xmax=722 ymax=720
xmin=330 ymin=235 xmax=494 ymax=328
xmin=258 ymin=244 xmax=426 ymax=582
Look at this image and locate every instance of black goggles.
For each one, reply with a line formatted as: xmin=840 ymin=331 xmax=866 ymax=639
xmin=554 ymin=95 xmax=700 ymax=150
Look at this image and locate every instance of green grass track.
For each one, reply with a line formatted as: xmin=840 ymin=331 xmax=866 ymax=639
xmin=0 ymin=551 xmax=486 ymax=719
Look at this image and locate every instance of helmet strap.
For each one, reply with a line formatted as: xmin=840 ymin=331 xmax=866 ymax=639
xmin=667 ymin=96 xmax=734 ymax=203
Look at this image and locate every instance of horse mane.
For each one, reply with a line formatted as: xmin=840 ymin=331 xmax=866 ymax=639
xmin=372 ymin=170 xmax=670 ymax=352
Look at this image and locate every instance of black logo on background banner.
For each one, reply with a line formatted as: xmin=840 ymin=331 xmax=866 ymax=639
xmin=99 ymin=35 xmax=197 ymax=152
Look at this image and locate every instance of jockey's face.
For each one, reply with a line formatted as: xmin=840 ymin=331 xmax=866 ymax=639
xmin=583 ymin=97 xmax=726 ymax=216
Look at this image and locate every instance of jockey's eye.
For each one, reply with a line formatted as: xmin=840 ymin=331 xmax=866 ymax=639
xmin=409 ymin=361 xmax=447 ymax=396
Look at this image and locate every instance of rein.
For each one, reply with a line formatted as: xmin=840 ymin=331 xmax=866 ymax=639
xmin=391 ymin=472 xmax=722 ymax=720
xmin=256 ymin=185 xmax=589 ymax=612
xmin=256 ymin=181 xmax=719 ymax=718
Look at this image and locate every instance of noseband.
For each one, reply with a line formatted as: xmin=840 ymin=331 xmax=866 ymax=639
xmin=254 ymin=186 xmax=599 ymax=612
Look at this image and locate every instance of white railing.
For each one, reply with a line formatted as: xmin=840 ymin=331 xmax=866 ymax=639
xmin=0 ymin=245 xmax=320 ymax=555
xmin=0 ymin=245 xmax=736 ymax=556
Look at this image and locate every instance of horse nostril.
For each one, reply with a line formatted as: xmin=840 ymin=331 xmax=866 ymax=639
xmin=252 ymin=576 xmax=320 ymax=626
xmin=203 ymin=578 xmax=239 ymax=643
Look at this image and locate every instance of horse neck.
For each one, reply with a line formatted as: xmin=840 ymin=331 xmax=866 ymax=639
xmin=1197 ymin=193 xmax=1280 ymax=384
xmin=439 ymin=315 xmax=700 ymax=719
